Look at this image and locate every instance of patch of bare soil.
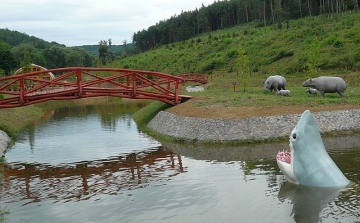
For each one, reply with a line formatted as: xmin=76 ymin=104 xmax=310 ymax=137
xmin=167 ymin=97 xmax=360 ymax=119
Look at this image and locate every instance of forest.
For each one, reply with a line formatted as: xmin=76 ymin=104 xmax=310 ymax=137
xmin=0 ymin=28 xmax=101 ymax=76
xmin=0 ymin=27 xmax=139 ymax=76
xmin=132 ymin=0 xmax=359 ymax=52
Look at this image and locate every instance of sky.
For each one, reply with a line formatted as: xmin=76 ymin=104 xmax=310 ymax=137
xmin=0 ymin=0 xmax=216 ymax=47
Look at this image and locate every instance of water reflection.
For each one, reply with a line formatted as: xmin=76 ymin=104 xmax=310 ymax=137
xmin=278 ymin=182 xmax=343 ymax=223
xmin=162 ymin=134 xmax=360 ymax=222
xmin=278 ymin=181 xmax=360 ymax=222
xmin=1 ymin=147 xmax=184 ymax=205
xmin=48 ymin=102 xmax=146 ymax=132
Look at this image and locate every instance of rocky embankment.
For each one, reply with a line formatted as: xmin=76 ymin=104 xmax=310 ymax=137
xmin=0 ymin=130 xmax=10 ymax=157
xmin=148 ymin=109 xmax=360 ymax=142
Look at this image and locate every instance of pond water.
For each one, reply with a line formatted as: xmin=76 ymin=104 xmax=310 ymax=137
xmin=0 ymin=102 xmax=359 ymax=223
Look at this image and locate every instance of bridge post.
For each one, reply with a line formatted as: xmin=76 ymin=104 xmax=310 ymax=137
xmin=167 ymin=81 xmax=171 ymax=95
xmin=19 ymin=77 xmax=25 ymax=104
xmin=76 ymin=70 xmax=83 ymax=96
xmin=175 ymin=80 xmax=180 ymax=104
xmin=132 ymin=73 xmax=136 ymax=97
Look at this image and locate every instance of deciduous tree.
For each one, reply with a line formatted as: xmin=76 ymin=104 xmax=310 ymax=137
xmin=0 ymin=50 xmax=17 ymax=76
xmin=98 ymin=40 xmax=108 ymax=65
xmin=20 ymin=50 xmax=31 ymax=73
xmin=235 ymin=49 xmax=251 ymax=92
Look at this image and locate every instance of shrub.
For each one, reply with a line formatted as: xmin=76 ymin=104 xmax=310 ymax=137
xmin=223 ymin=38 xmax=233 ymax=45
xmin=270 ymin=49 xmax=294 ymax=63
xmin=285 ymin=55 xmax=309 ymax=74
xmin=201 ymin=59 xmax=225 ymax=72
xmin=333 ymin=39 xmax=344 ymax=48
xmin=354 ymin=52 xmax=360 ymax=62
xmin=226 ymin=50 xmax=239 ymax=59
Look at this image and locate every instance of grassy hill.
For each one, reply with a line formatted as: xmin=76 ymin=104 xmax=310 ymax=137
xmin=112 ymin=13 xmax=360 ymax=79
xmin=128 ymin=13 xmax=360 ymax=132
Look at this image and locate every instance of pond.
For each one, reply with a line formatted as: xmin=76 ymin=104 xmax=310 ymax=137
xmin=0 ymin=102 xmax=359 ymax=223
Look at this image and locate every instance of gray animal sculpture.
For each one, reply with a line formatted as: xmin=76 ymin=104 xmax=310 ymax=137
xmin=306 ymin=88 xmax=318 ymax=95
xmin=277 ymin=89 xmax=291 ymax=96
xmin=302 ymin=76 xmax=346 ymax=97
xmin=263 ymin=75 xmax=286 ymax=94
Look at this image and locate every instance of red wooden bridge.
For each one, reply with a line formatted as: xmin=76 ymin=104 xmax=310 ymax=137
xmin=0 ymin=67 xmax=208 ymax=108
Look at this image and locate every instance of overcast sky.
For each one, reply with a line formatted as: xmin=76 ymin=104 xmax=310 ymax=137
xmin=0 ymin=0 xmax=216 ymax=47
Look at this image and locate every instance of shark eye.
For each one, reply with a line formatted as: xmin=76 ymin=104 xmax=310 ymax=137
xmin=292 ymin=133 xmax=297 ymax=139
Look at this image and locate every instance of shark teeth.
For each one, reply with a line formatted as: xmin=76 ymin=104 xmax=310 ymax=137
xmin=276 ymin=150 xmax=291 ymax=164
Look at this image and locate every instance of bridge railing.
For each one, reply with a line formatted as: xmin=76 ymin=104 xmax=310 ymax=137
xmin=0 ymin=68 xmax=207 ymax=108
xmin=178 ymin=73 xmax=208 ymax=84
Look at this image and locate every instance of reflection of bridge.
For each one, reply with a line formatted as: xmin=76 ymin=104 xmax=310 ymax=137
xmin=1 ymin=147 xmax=185 ymax=204
xmin=0 ymin=67 xmax=208 ymax=108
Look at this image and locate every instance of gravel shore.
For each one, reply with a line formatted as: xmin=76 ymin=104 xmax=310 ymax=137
xmin=148 ymin=109 xmax=360 ymax=142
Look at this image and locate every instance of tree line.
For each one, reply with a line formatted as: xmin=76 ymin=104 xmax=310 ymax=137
xmin=0 ymin=28 xmax=98 ymax=76
xmin=132 ymin=0 xmax=359 ymax=52
xmin=0 ymin=28 xmax=139 ymax=76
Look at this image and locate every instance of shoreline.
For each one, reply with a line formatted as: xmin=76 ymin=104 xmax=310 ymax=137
xmin=0 ymin=130 xmax=10 ymax=157
xmin=147 ymin=109 xmax=360 ymax=143
xmin=1 ymin=107 xmax=359 ymax=157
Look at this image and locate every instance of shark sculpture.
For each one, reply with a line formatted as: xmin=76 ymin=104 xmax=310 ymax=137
xmin=276 ymin=110 xmax=349 ymax=187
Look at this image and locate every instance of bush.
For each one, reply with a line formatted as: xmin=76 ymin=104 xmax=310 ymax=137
xmin=201 ymin=59 xmax=225 ymax=72
xmin=285 ymin=55 xmax=309 ymax=74
xmin=354 ymin=52 xmax=360 ymax=62
xmin=226 ymin=50 xmax=239 ymax=59
xmin=270 ymin=49 xmax=294 ymax=63
xmin=333 ymin=39 xmax=344 ymax=48
xmin=223 ymin=38 xmax=233 ymax=45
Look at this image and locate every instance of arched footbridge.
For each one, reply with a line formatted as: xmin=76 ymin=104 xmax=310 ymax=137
xmin=0 ymin=67 xmax=208 ymax=108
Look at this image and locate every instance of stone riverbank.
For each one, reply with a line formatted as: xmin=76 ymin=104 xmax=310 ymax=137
xmin=147 ymin=109 xmax=360 ymax=142
xmin=0 ymin=130 xmax=10 ymax=157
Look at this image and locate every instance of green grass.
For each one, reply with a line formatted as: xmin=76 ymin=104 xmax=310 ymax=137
xmin=132 ymin=101 xmax=171 ymax=126
xmin=132 ymin=71 xmax=360 ymax=145
xmin=180 ymin=72 xmax=360 ymax=108
xmin=113 ymin=13 xmax=360 ymax=77
xmin=0 ymin=105 xmax=44 ymax=138
xmin=111 ymin=12 xmax=360 ymax=113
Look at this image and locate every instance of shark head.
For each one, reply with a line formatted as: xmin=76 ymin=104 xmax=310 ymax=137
xmin=276 ymin=110 xmax=349 ymax=187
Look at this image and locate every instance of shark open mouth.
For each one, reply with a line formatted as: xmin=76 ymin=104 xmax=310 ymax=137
xmin=276 ymin=141 xmax=297 ymax=184
xmin=276 ymin=150 xmax=291 ymax=164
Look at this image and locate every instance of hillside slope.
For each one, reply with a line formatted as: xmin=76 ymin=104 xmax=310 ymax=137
xmin=113 ymin=13 xmax=360 ymax=77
